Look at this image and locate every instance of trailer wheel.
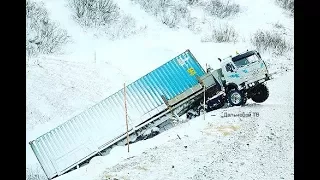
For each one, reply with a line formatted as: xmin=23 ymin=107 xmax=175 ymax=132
xmin=186 ymin=109 xmax=198 ymax=119
xmin=197 ymin=106 xmax=205 ymax=114
xmin=251 ymin=84 xmax=269 ymax=103
xmin=227 ymin=89 xmax=246 ymax=106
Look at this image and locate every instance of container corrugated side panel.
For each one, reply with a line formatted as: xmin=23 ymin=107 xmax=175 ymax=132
xmin=30 ymin=49 xmax=205 ymax=179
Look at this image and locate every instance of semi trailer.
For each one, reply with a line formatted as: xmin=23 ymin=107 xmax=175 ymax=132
xmin=29 ymin=49 xmax=272 ymax=179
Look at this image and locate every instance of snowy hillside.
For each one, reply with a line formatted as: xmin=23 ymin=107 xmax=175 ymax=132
xmin=26 ymin=0 xmax=294 ymax=179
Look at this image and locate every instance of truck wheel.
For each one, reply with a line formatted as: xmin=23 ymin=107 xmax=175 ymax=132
xmin=227 ymin=89 xmax=245 ymax=106
xmin=251 ymin=84 xmax=269 ymax=103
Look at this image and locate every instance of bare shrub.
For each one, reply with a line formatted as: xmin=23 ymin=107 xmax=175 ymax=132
xmin=251 ymin=30 xmax=292 ymax=55
xmin=107 ymin=15 xmax=140 ymax=40
xmin=186 ymin=0 xmax=199 ymax=5
xmin=160 ymin=11 xmax=179 ymax=28
xmin=68 ymin=0 xmax=120 ymax=28
xmin=273 ymin=22 xmax=285 ymax=29
xmin=132 ymin=0 xmax=190 ymax=28
xmin=159 ymin=5 xmax=187 ymax=28
xmin=132 ymin=0 xmax=157 ymax=13
xmin=26 ymin=0 xmax=70 ymax=57
xmin=203 ymin=24 xmax=238 ymax=43
xmin=68 ymin=0 xmax=140 ymax=39
xmin=186 ymin=15 xmax=201 ymax=33
xmin=205 ymin=0 xmax=240 ymax=18
xmin=275 ymin=0 xmax=294 ymax=16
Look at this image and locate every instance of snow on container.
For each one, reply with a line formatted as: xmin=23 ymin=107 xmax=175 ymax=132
xmin=29 ymin=49 xmax=206 ymax=179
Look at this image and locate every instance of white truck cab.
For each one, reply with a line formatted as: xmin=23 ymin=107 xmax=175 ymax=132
xmin=221 ymin=50 xmax=271 ymax=90
xmin=218 ymin=50 xmax=272 ymax=106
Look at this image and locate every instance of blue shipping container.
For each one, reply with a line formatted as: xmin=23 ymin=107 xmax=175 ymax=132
xmin=29 ymin=49 xmax=206 ymax=179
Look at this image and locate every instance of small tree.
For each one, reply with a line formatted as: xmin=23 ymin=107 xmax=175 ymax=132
xmin=275 ymin=0 xmax=294 ymax=16
xmin=131 ymin=0 xmax=191 ymax=29
xmin=205 ymin=0 xmax=240 ymax=19
xmin=68 ymin=0 xmax=120 ymax=28
xmin=202 ymin=24 xmax=238 ymax=43
xmin=26 ymin=0 xmax=70 ymax=57
xmin=251 ymin=30 xmax=292 ymax=55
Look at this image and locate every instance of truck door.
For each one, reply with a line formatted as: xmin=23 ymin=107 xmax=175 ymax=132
xmin=222 ymin=61 xmax=242 ymax=85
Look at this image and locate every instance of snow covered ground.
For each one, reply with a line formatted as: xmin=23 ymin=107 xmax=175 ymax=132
xmin=50 ymin=70 xmax=293 ymax=180
xmin=26 ymin=0 xmax=294 ymax=179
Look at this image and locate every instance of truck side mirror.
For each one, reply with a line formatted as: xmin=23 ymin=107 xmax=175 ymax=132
xmin=257 ymin=52 xmax=261 ymax=59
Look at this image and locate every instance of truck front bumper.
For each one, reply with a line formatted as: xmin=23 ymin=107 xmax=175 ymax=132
xmin=244 ymin=74 xmax=272 ymax=89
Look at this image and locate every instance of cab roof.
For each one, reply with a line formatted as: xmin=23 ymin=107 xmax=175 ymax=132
xmin=232 ymin=50 xmax=256 ymax=62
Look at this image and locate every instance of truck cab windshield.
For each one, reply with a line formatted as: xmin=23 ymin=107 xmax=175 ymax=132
xmin=232 ymin=51 xmax=260 ymax=68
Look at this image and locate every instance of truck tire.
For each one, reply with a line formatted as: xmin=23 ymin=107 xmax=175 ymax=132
xmin=227 ymin=89 xmax=246 ymax=106
xmin=251 ymin=84 xmax=269 ymax=103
